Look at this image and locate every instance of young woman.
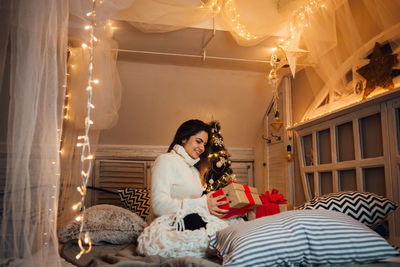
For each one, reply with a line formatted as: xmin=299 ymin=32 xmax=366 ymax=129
xmin=151 ymin=119 xmax=229 ymax=218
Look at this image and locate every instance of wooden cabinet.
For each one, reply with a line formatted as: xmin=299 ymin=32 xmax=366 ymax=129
xmin=290 ymin=90 xmax=400 ymax=246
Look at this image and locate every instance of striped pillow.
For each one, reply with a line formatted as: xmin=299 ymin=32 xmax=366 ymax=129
xmin=209 ymin=210 xmax=398 ymax=266
xmin=297 ymin=191 xmax=398 ymax=228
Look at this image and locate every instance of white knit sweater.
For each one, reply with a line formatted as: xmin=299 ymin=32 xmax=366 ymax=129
xmin=151 ymin=144 xmax=208 ymax=217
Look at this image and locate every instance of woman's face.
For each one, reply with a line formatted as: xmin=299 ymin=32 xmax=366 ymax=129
xmin=182 ymin=130 xmax=208 ymax=159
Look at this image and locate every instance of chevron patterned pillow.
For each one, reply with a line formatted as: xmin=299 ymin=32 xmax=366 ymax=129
xmin=297 ymin=191 xmax=398 ymax=228
xmin=118 ymin=188 xmax=151 ymax=220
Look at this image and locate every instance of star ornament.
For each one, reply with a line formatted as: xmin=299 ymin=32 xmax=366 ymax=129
xmin=356 ymin=42 xmax=398 ymax=98
xmin=284 ymin=46 xmax=309 ymax=77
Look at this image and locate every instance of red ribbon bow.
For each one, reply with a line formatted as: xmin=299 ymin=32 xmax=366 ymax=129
xmin=259 ymin=189 xmax=287 ymax=205
xmin=256 ymin=189 xmax=287 ymax=218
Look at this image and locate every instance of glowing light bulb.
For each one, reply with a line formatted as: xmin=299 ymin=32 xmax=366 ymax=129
xmin=77 ymin=186 xmax=86 ymax=195
xmin=72 ymin=203 xmax=81 ymax=210
xmin=85 ymin=155 xmax=94 ymax=160
xmin=81 ymin=43 xmax=88 ymax=48
xmin=84 ymin=233 xmax=90 ymax=244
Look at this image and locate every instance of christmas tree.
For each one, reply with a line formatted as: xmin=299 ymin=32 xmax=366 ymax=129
xmin=204 ymin=121 xmax=235 ymax=192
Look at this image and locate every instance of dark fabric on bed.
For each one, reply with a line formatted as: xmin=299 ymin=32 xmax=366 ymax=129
xmin=60 ymin=242 xmax=130 ymax=267
xmin=60 ymin=242 xmax=222 ymax=267
xmin=181 ymin=213 xmax=208 ymax=230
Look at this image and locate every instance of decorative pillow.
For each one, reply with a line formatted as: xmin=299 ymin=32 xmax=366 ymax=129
xmin=118 ymin=188 xmax=151 ymax=219
xmin=297 ymin=191 xmax=398 ymax=228
xmin=209 ymin=210 xmax=398 ymax=266
xmin=58 ymin=204 xmax=147 ymax=245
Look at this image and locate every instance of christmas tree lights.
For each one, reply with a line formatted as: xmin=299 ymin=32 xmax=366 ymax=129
xmin=204 ymin=121 xmax=236 ymax=192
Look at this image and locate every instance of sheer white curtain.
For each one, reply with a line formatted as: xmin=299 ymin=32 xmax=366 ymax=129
xmin=0 ymin=0 xmax=68 ymax=266
xmin=112 ymin=0 xmax=400 ymax=112
xmin=57 ymin=0 xmax=128 ymax=229
xmin=58 ymin=30 xmax=123 ymax=228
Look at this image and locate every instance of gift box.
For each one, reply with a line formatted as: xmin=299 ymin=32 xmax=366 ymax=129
xmin=222 ymin=182 xmax=262 ymax=208
xmin=213 ymin=182 xmax=262 ymax=219
xmin=248 ymin=203 xmax=292 ymax=220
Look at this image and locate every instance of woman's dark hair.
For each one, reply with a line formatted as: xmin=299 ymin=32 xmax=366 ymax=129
xmin=168 ymin=119 xmax=212 ymax=171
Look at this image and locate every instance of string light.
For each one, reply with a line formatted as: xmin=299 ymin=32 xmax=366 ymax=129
xmin=225 ymin=0 xmax=257 ymax=40
xmin=74 ymin=0 xmax=99 ymax=260
xmin=267 ymin=0 xmax=326 ymax=114
xmin=72 ymin=202 xmax=81 ymax=210
xmin=201 ymin=0 xmax=222 ymax=14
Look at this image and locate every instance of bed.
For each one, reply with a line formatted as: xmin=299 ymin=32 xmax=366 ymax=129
xmin=58 ymin=191 xmax=400 ymax=267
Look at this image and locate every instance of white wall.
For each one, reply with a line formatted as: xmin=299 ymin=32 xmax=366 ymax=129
xmin=98 ymin=60 xmax=274 ymax=190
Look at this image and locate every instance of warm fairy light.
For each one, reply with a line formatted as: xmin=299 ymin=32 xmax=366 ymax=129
xmin=201 ymin=0 xmax=222 ymax=14
xmin=76 ymin=251 xmax=84 ymax=260
xmin=84 ymin=235 xmax=90 ymax=244
xmin=225 ymin=0 xmax=258 ymax=40
xmin=74 ymin=0 xmax=98 ymax=259
xmin=267 ymin=0 xmax=326 ymax=116
xmin=84 ymin=155 xmax=94 ymax=160
xmin=75 ymin=216 xmax=82 ymax=222
xmin=77 ymin=186 xmax=85 ymax=195
xmin=72 ymin=203 xmax=81 ymax=210
xmin=92 ymin=79 xmax=99 ymax=84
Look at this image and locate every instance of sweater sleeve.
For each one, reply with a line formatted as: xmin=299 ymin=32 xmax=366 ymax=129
xmin=151 ymin=155 xmax=208 ymax=217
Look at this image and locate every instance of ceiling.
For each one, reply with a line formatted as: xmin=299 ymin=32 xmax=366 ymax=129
xmin=111 ymin=20 xmax=290 ymax=73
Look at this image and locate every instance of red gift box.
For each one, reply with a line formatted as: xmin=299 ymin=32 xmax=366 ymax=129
xmin=256 ymin=189 xmax=287 ymax=218
xmin=213 ymin=181 xmax=262 ymax=219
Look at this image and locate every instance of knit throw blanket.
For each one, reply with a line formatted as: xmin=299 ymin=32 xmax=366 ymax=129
xmin=137 ymin=206 xmax=229 ymax=258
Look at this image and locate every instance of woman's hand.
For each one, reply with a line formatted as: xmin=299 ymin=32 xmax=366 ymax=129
xmin=206 ymin=191 xmax=229 ymax=217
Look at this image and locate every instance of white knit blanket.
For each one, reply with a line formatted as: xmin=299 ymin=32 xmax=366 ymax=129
xmin=137 ymin=207 xmax=229 ymax=258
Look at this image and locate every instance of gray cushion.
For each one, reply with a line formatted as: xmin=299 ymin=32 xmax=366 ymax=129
xmin=58 ymin=204 xmax=147 ymax=245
